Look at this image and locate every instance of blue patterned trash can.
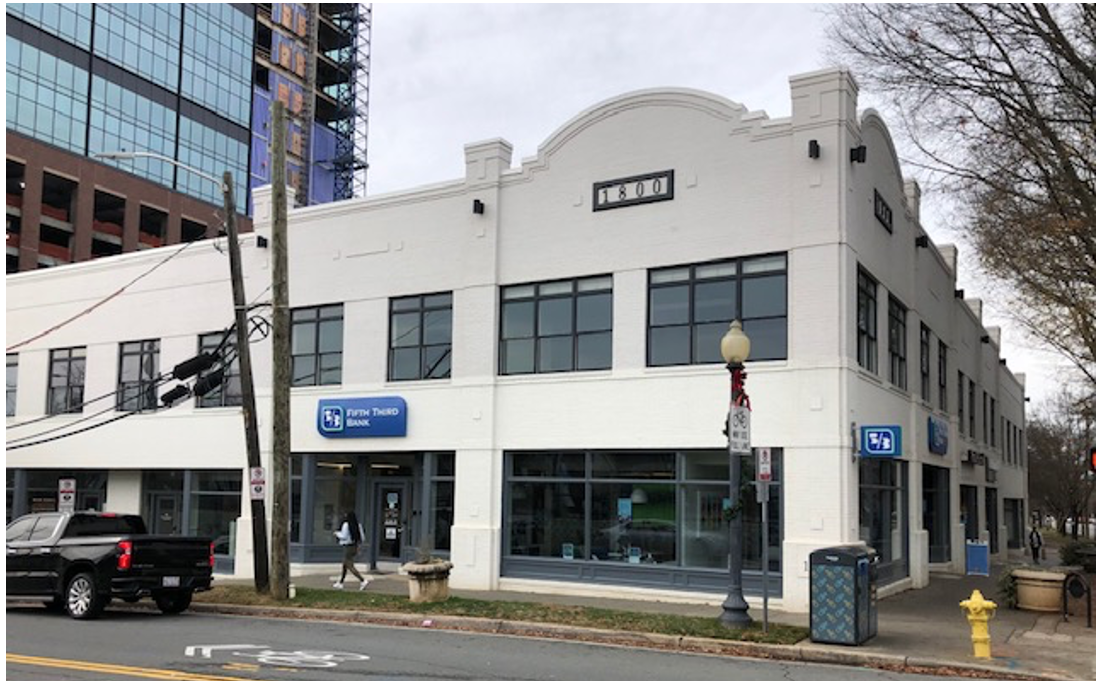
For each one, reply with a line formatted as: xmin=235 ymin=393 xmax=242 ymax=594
xmin=809 ymin=545 xmax=878 ymax=645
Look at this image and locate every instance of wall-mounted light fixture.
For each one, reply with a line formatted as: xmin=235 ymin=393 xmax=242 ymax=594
xmin=808 ymin=140 xmax=820 ymax=159
xmin=999 ymin=358 xmax=1007 ymax=365
xmin=981 ymin=335 xmax=991 ymax=343
xmin=954 ymin=289 xmax=965 ymax=298
xmin=850 ymin=145 xmax=867 ymax=163
xmin=472 ymin=199 xmax=485 ymax=215
xmin=915 ymin=235 xmax=929 ymax=248
xmin=256 ymin=235 xmax=269 ymax=249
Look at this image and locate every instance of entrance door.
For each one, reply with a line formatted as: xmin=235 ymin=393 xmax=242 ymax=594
xmin=150 ymin=494 xmax=181 ymax=535
xmin=374 ymin=482 xmax=410 ymax=562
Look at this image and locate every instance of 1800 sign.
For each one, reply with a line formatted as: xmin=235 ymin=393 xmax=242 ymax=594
xmin=593 ymin=170 xmax=674 ymax=212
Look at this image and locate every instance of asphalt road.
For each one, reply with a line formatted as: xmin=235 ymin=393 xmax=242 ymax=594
xmin=6 ymin=604 xmax=950 ymax=681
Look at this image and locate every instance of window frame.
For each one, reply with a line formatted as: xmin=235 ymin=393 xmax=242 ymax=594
xmin=500 ymin=275 xmax=613 ymax=375
xmin=919 ymin=324 xmax=931 ymax=403
xmin=938 ymin=341 xmax=948 ymax=412
xmin=48 ymin=346 xmax=87 ymax=415
xmin=116 ymin=339 xmax=160 ymax=412
xmin=196 ymin=331 xmax=240 ymax=408
xmin=6 ymin=353 xmax=18 ymax=417
xmin=647 ymin=254 xmax=788 ymax=368
xmin=857 ymin=268 xmax=878 ymax=373
xmin=888 ymin=295 xmax=908 ymax=390
xmin=388 ymin=292 xmax=453 ymax=381
xmin=290 ymin=304 xmax=344 ymax=387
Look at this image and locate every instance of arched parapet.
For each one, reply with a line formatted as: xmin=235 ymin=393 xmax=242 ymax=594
xmin=511 ymin=88 xmax=775 ymax=179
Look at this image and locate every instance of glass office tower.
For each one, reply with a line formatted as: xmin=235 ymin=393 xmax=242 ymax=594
xmin=5 ymin=3 xmax=371 ymax=272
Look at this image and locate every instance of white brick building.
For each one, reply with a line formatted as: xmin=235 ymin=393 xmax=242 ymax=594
xmin=6 ymin=69 xmax=1027 ymax=612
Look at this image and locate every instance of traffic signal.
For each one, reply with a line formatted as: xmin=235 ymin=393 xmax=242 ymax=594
xmin=1090 ymin=446 xmax=1096 ymax=473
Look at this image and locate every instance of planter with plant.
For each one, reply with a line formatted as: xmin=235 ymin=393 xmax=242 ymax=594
xmin=401 ymin=536 xmax=454 ymax=603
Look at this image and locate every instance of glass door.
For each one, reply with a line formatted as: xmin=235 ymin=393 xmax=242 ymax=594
xmin=374 ymin=482 xmax=410 ymax=562
xmin=150 ymin=494 xmax=181 ymax=535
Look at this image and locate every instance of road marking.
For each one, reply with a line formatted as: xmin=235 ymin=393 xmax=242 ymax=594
xmin=6 ymin=653 xmax=251 ymax=681
xmin=186 ymin=644 xmax=268 ymax=658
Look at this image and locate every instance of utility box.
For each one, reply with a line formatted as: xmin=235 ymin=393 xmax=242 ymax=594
xmin=809 ymin=545 xmax=878 ymax=645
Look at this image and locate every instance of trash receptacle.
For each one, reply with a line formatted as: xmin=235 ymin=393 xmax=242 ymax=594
xmin=965 ymin=540 xmax=990 ymax=576
xmin=810 ymin=545 xmax=878 ymax=645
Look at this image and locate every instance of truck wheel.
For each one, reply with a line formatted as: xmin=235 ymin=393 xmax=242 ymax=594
xmin=154 ymin=591 xmax=193 ymax=614
xmin=65 ymin=572 xmax=105 ymax=620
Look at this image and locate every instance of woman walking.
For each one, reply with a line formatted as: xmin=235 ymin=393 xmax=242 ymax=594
xmin=334 ymin=511 xmax=370 ymax=590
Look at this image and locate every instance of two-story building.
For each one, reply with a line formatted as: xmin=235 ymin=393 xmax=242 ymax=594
xmin=6 ymin=68 xmax=1028 ymax=612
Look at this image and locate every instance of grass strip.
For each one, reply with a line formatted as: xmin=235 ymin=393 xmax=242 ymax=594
xmin=194 ymin=586 xmax=808 ymax=645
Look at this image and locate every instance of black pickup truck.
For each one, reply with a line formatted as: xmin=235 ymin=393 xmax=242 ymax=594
xmin=6 ymin=511 xmax=213 ymax=619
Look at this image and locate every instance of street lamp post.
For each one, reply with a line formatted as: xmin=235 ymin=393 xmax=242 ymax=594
xmin=93 ymin=151 xmax=270 ymax=592
xmin=720 ymin=320 xmax=752 ymax=628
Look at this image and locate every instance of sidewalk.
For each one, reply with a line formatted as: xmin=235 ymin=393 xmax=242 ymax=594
xmin=216 ymin=549 xmax=1096 ymax=680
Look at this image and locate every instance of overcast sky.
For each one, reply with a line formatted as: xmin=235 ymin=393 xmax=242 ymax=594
xmin=366 ymin=3 xmax=1067 ymax=406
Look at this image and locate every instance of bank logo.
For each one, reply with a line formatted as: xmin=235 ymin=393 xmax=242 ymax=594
xmin=321 ymin=406 xmax=345 ymax=433
xmin=860 ymin=425 xmax=902 ymax=458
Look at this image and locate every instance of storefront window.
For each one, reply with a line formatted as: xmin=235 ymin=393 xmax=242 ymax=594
xmin=923 ymin=464 xmax=951 ymax=563
xmin=312 ymin=457 xmax=357 ymax=544
xmin=189 ymin=470 xmax=241 ymax=559
xmin=509 ymin=481 xmax=586 ymax=558
xmin=504 ymin=450 xmax=783 ymax=575
xmin=859 ymin=459 xmax=908 ymax=584
xmin=427 ymin=453 xmax=455 ymax=552
xmin=24 ymin=470 xmax=106 ymax=514
xmin=591 ymin=482 xmax=676 ymax=564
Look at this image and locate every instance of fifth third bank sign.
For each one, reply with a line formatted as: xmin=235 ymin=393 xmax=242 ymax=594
xmin=317 ymin=397 xmax=407 ymax=438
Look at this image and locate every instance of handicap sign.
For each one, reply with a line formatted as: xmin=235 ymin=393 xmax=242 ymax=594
xmin=860 ymin=425 xmax=902 ymax=458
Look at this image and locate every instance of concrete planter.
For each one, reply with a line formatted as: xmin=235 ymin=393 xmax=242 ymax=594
xmin=402 ymin=561 xmax=454 ymax=603
xmin=1013 ymin=568 xmax=1066 ymax=612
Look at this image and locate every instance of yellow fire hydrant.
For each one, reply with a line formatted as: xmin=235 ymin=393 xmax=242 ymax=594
xmin=959 ymin=589 xmax=997 ymax=659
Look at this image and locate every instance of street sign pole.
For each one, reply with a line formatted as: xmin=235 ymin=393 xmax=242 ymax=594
xmin=757 ymin=447 xmax=772 ymax=634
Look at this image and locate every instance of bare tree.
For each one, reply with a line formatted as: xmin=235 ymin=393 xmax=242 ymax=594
xmin=827 ymin=4 xmax=1096 ymax=389
xmin=1027 ymin=390 xmax=1096 ymax=537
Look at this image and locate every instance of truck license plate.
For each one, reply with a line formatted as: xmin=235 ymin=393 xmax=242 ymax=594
xmin=163 ymin=576 xmax=180 ymax=587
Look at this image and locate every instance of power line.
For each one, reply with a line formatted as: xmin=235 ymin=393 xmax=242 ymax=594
xmin=6 ymin=240 xmax=197 ymax=353
xmin=5 ymin=375 xmax=173 ymax=447
xmin=6 ymin=412 xmax=139 ymax=451
xmin=4 ymin=325 xmax=240 ymax=431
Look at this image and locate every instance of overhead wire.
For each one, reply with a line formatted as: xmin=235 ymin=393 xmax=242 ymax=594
xmin=6 ymin=240 xmax=198 ymax=353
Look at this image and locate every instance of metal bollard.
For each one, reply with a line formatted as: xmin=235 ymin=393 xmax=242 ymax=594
xmin=959 ymin=589 xmax=998 ymax=659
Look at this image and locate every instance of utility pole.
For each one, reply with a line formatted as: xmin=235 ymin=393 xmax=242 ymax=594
xmin=223 ymin=171 xmax=270 ymax=593
xmin=269 ymin=100 xmax=291 ymax=599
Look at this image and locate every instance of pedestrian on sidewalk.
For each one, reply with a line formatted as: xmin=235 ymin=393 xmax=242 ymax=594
xmin=334 ymin=511 xmax=370 ymax=590
xmin=1029 ymin=526 xmax=1044 ymax=565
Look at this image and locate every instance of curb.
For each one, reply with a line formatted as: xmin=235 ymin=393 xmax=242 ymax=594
xmin=185 ymin=602 xmax=1054 ymax=680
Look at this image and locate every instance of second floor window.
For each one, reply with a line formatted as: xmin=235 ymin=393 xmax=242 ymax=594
xmin=291 ymin=304 xmax=343 ymax=387
xmin=117 ymin=339 xmax=159 ymax=412
xmin=197 ymin=332 xmax=241 ymax=408
xmin=6 ymin=354 xmax=17 ymax=417
xmin=857 ymin=268 xmax=878 ymax=373
xmin=888 ymin=296 xmax=907 ymax=390
xmin=389 ymin=293 xmax=453 ymax=381
xmin=920 ymin=325 xmax=931 ymax=402
xmin=957 ymin=370 xmax=965 ymax=434
xmin=938 ymin=341 xmax=948 ymax=412
xmin=48 ymin=346 xmax=87 ymax=414
xmin=990 ymin=397 xmax=997 ymax=447
xmin=501 ymin=276 xmax=612 ymax=375
xmin=649 ymin=254 xmax=787 ymax=367
xmin=969 ymin=380 xmax=976 ymax=437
